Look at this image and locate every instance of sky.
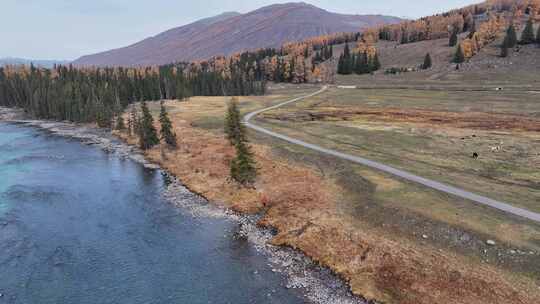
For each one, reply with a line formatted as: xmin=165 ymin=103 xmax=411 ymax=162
xmin=1 ymin=0 xmax=482 ymax=60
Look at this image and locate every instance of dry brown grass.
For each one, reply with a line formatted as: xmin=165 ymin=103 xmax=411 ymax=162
xmin=265 ymin=209 xmax=539 ymax=304
xmin=115 ymin=97 xmax=540 ymax=304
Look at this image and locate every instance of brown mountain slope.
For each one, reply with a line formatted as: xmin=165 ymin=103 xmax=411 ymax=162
xmin=73 ymin=2 xmax=402 ymax=67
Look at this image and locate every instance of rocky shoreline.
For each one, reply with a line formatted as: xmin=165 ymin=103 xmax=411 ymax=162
xmin=0 ymin=106 xmax=366 ymax=304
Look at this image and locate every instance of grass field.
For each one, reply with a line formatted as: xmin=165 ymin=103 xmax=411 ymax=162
xmin=127 ymin=82 xmax=540 ymax=303
xmin=250 ymin=86 xmax=540 ymax=265
xmin=259 ymin=87 xmax=540 ymax=213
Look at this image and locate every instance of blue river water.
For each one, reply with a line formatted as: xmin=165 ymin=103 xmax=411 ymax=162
xmin=0 ymin=122 xmax=305 ymax=304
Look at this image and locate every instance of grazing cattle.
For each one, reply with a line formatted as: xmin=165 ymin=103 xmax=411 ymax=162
xmin=473 ymin=152 xmax=479 ymax=159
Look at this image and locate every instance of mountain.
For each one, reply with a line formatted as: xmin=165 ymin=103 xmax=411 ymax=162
xmin=0 ymin=57 xmax=69 ymax=68
xmin=73 ymin=2 xmax=402 ymax=67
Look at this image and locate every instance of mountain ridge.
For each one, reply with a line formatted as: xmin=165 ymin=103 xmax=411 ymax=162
xmin=73 ymin=2 xmax=402 ymax=67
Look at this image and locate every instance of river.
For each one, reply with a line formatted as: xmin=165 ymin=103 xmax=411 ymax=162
xmin=0 ymin=122 xmax=310 ymax=304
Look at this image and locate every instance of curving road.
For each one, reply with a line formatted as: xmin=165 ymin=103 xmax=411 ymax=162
xmin=244 ymin=86 xmax=540 ymax=224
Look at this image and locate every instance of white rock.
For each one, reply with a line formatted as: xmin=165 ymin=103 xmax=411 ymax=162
xmin=486 ymin=240 xmax=496 ymax=246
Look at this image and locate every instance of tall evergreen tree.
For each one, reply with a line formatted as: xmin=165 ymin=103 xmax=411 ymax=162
xmin=159 ymin=102 xmax=177 ymax=148
xmin=500 ymin=40 xmax=509 ymax=58
xmin=449 ymin=29 xmax=458 ymax=47
xmin=343 ymin=42 xmax=351 ymax=59
xmin=505 ymin=24 xmax=518 ymax=48
xmin=352 ymin=53 xmax=360 ymax=74
xmin=138 ymin=102 xmax=160 ymax=150
xmin=520 ymin=18 xmax=536 ymax=45
xmin=453 ymin=44 xmax=465 ymax=63
xmin=371 ymin=52 xmax=381 ymax=71
xmin=422 ymin=53 xmax=432 ymax=69
xmin=224 ymin=97 xmax=246 ymax=146
xmin=230 ymin=139 xmax=257 ymax=185
xmin=338 ymin=43 xmax=353 ymax=75
xmin=224 ymin=98 xmax=257 ymax=185
xmin=352 ymin=53 xmax=362 ymax=74
xmin=337 ymin=54 xmax=344 ymax=74
xmin=400 ymin=29 xmax=408 ymax=44
xmin=360 ymin=52 xmax=370 ymax=74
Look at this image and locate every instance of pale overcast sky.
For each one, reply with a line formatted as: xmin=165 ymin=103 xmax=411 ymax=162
xmin=1 ymin=0 xmax=481 ymax=60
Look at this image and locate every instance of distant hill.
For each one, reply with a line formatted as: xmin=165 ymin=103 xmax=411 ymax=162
xmin=0 ymin=57 xmax=69 ymax=68
xmin=73 ymin=2 xmax=402 ymax=67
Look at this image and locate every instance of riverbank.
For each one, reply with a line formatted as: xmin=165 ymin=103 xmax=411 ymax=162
xmin=0 ymin=106 xmax=365 ymax=304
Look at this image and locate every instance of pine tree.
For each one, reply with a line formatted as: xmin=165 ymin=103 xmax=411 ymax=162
xmin=342 ymin=43 xmax=353 ymax=74
xmin=453 ymin=44 xmax=465 ymax=63
xmin=505 ymin=25 xmax=518 ymax=48
xmin=159 ymin=102 xmax=177 ymax=147
xmin=520 ymin=18 xmax=535 ymax=45
xmin=343 ymin=42 xmax=351 ymax=59
xmin=353 ymin=52 xmax=366 ymax=75
xmin=422 ymin=53 xmax=432 ymax=69
xmin=224 ymin=97 xmax=246 ymax=146
xmin=400 ymin=29 xmax=408 ymax=44
xmin=138 ymin=102 xmax=159 ymax=150
xmin=371 ymin=52 xmax=381 ymax=71
xmin=352 ymin=53 xmax=360 ymax=74
xmin=224 ymin=98 xmax=257 ymax=185
xmin=360 ymin=52 xmax=370 ymax=74
xmin=230 ymin=139 xmax=257 ymax=185
xmin=337 ymin=54 xmax=345 ymax=74
xmin=449 ymin=29 xmax=458 ymax=47
xmin=500 ymin=40 xmax=509 ymax=58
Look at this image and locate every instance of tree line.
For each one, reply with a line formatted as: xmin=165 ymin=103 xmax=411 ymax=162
xmin=337 ymin=43 xmax=381 ymax=75
xmin=0 ymin=63 xmax=265 ymax=125
xmin=500 ymin=18 xmax=540 ymax=57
